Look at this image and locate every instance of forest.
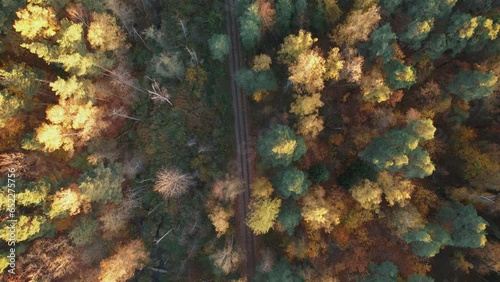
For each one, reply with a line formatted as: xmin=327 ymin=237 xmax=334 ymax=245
xmin=0 ymin=0 xmax=499 ymax=281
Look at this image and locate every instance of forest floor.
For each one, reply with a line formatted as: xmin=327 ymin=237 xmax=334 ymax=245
xmin=225 ymin=0 xmax=258 ymax=280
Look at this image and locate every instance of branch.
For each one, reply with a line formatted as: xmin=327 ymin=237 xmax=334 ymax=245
xmin=185 ymin=46 xmax=199 ymax=65
xmin=148 ymin=203 xmax=163 ymax=215
xmin=476 ymin=195 xmax=496 ymax=205
xmin=178 ymin=19 xmax=188 ymax=40
xmin=147 ymin=81 xmax=173 ymax=106
xmin=154 ymin=228 xmax=173 ymax=245
xmin=132 ymin=27 xmax=152 ymax=51
xmin=148 ymin=267 xmax=169 ymax=274
xmin=111 ymin=108 xmax=142 ymax=121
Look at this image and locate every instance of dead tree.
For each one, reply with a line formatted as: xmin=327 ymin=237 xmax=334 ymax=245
xmin=153 ymin=167 xmax=194 ymax=200
xmin=146 ymin=77 xmax=173 ymax=106
xmin=111 ymin=107 xmax=142 ymax=121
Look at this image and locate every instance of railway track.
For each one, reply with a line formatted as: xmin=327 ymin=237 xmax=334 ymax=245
xmin=225 ymin=0 xmax=257 ymax=280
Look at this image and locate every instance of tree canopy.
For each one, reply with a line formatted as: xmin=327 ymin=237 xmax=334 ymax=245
xmin=257 ymin=124 xmax=307 ymax=167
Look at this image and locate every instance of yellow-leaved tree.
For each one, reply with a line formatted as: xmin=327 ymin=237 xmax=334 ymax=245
xmin=208 ymin=204 xmax=234 ymax=238
xmin=246 ymin=196 xmax=282 ymax=235
xmin=87 ymin=13 xmax=127 ymax=51
xmin=250 ymin=177 xmax=274 ymax=198
xmin=98 ymin=239 xmax=149 ymax=282
xmin=13 ymin=4 xmax=59 ymax=39
xmin=289 ymin=50 xmax=326 ymax=94
xmin=36 ymin=100 xmax=107 ymax=153
xmin=301 ymin=186 xmax=343 ymax=233
xmin=278 ymin=30 xmax=317 ymax=65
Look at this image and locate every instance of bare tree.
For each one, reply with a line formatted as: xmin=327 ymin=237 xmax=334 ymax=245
xmin=101 ymin=64 xmax=144 ymax=95
xmin=16 ymin=237 xmax=77 ymax=281
xmin=147 ymin=77 xmax=173 ymax=106
xmin=105 ymin=0 xmax=135 ymax=32
xmin=131 ymin=26 xmax=152 ymax=51
xmin=258 ymin=248 xmax=276 ymax=273
xmin=123 ymin=154 xmax=145 ymax=180
xmin=119 ymin=186 xmax=145 ymax=213
xmin=211 ymin=174 xmax=244 ymax=203
xmin=66 ymin=3 xmax=90 ymax=27
xmin=185 ymin=46 xmax=199 ymax=65
xmin=210 ymin=237 xmax=244 ymax=275
xmin=87 ymin=138 xmax=120 ymax=163
xmin=154 ymin=167 xmax=195 ymax=200
xmin=143 ymin=25 xmax=165 ymax=47
xmin=0 ymin=152 xmax=27 ymax=174
xmin=111 ymin=107 xmax=142 ymax=121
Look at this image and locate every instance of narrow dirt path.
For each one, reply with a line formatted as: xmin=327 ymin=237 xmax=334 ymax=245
xmin=225 ymin=0 xmax=257 ymax=280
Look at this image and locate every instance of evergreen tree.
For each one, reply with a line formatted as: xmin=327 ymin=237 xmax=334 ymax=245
xmin=467 ymin=16 xmax=500 ymax=52
xmin=239 ymin=3 xmax=261 ymax=50
xmin=359 ymin=119 xmax=436 ymax=178
xmin=257 ymin=124 xmax=307 ymax=167
xmin=423 ymin=33 xmax=448 ymax=59
xmin=448 ymin=70 xmax=498 ymax=102
xmin=274 ymin=167 xmax=311 ymax=199
xmin=384 ymin=60 xmax=417 ymax=90
xmin=69 ymin=216 xmax=98 ymax=246
xmin=407 ymin=274 xmax=435 ymax=282
xmin=438 ymin=204 xmax=488 ymax=248
xmin=78 ymin=162 xmax=124 ymax=204
xmin=274 ymin=0 xmax=293 ymax=36
xmin=368 ymin=23 xmax=396 ymax=63
xmin=307 ymin=163 xmax=330 ymax=184
xmin=311 ymin=0 xmax=342 ymax=35
xmin=446 ymin=12 xmax=478 ymax=56
xmin=407 ymin=0 xmax=456 ymax=20
xmin=208 ymin=34 xmax=230 ymax=62
xmin=260 ymin=258 xmax=303 ymax=282
xmin=402 ymin=147 xmax=435 ymax=179
xmin=236 ymin=68 xmax=278 ymax=94
xmin=379 ymin=0 xmax=403 ymax=15
xmin=0 ymin=90 xmax=24 ymax=127
xmin=359 ymin=261 xmax=399 ymax=282
xmin=400 ymin=20 xmax=434 ymax=50
xmin=404 ymin=223 xmax=452 ymax=257
xmin=278 ymin=200 xmax=301 ymax=235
